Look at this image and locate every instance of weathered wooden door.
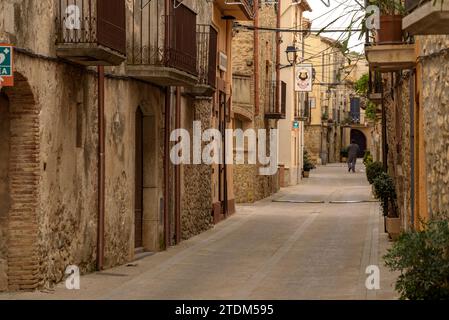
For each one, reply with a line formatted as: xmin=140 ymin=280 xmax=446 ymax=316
xmin=135 ymin=107 xmax=144 ymax=248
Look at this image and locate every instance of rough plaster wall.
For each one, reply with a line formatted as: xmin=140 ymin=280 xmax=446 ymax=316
xmin=419 ymin=35 xmax=449 ymax=215
xmin=5 ymin=53 xmax=99 ymax=287
xmin=0 ymin=0 xmax=55 ymax=55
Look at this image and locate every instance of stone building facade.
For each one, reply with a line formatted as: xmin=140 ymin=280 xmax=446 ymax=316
xmin=231 ymin=2 xmax=279 ymax=203
xmin=0 ymin=0 xmax=254 ymax=291
xmin=380 ymin=34 xmax=449 ymax=231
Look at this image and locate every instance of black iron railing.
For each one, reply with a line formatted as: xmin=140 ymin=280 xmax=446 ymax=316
xmin=129 ymin=0 xmax=197 ymax=76
xmin=56 ymin=0 xmax=126 ymax=54
xmin=197 ymin=25 xmax=218 ymax=88
xmin=240 ymin=0 xmax=256 ymax=18
xmin=265 ymin=80 xmax=286 ymax=118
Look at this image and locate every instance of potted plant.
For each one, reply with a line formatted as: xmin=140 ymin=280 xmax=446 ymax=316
xmin=340 ymin=147 xmax=349 ymax=163
xmin=383 ymin=213 xmax=449 ymax=299
xmin=321 ymin=111 xmax=329 ymax=122
xmin=373 ymin=172 xmax=400 ymax=239
xmin=363 ymin=150 xmax=374 ymax=166
xmin=303 ymin=150 xmax=315 ymax=178
xmin=370 ymin=0 xmax=406 ymax=44
xmin=365 ymin=161 xmax=384 ymax=184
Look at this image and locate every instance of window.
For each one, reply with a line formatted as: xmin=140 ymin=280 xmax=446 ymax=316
xmin=309 ymin=97 xmax=316 ymax=109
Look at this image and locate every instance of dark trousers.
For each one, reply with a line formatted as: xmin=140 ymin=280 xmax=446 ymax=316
xmin=348 ymin=157 xmax=357 ymax=172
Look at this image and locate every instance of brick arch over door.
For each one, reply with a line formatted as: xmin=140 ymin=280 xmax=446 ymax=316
xmin=2 ymin=72 xmax=41 ymax=291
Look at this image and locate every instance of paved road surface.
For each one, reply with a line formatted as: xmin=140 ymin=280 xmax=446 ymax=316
xmin=0 ymin=163 xmax=398 ymax=300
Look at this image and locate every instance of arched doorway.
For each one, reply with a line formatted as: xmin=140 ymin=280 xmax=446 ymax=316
xmin=0 ymin=72 xmax=40 ymax=291
xmin=350 ymin=129 xmax=367 ymax=157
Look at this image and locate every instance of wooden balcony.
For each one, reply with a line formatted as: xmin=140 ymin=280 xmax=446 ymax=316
xmin=56 ymin=0 xmax=126 ymax=66
xmin=126 ymin=1 xmax=198 ymax=87
xmin=265 ymin=80 xmax=286 ymax=120
xmin=365 ymin=44 xmax=415 ymax=72
xmin=403 ymin=0 xmax=449 ymax=35
xmin=215 ymin=0 xmax=255 ymax=21
xmin=185 ymin=25 xmax=218 ymax=97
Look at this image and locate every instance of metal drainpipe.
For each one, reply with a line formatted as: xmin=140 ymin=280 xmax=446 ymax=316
xmin=276 ymin=0 xmax=281 ymax=113
xmin=410 ymin=72 xmax=415 ymax=229
xmin=164 ymin=87 xmax=171 ymax=249
xmin=175 ymin=87 xmax=181 ymax=244
xmin=381 ymin=77 xmax=388 ymax=228
xmin=164 ymin=0 xmax=171 ymax=249
xmin=97 ymin=66 xmax=105 ymax=271
xmin=254 ymin=0 xmax=259 ymax=116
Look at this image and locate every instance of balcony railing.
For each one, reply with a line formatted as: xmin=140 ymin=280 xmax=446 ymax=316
xmin=239 ymin=0 xmax=255 ymax=18
xmin=403 ymin=0 xmax=449 ymax=35
xmin=127 ymin=0 xmax=198 ymax=86
xmin=217 ymin=0 xmax=255 ymax=20
xmin=56 ymin=0 xmax=126 ymax=65
xmin=265 ymin=80 xmax=286 ymax=119
xmin=197 ymin=25 xmax=218 ymax=88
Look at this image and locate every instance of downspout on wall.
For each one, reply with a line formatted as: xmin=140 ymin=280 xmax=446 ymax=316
xmin=254 ymin=0 xmax=260 ymax=116
xmin=164 ymin=87 xmax=171 ymax=249
xmin=410 ymin=71 xmax=415 ymax=229
xmin=175 ymin=87 xmax=181 ymax=243
xmin=276 ymin=0 xmax=281 ymax=113
xmin=97 ymin=66 xmax=105 ymax=270
xmin=163 ymin=0 xmax=171 ymax=249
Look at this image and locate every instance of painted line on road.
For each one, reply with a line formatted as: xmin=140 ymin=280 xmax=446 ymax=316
xmin=235 ymin=213 xmax=319 ymax=299
xmin=272 ymin=200 xmax=379 ymax=204
xmin=329 ymin=200 xmax=379 ymax=204
xmin=272 ymin=200 xmax=326 ymax=204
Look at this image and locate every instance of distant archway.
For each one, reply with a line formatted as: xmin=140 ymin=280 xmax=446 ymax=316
xmin=350 ymin=129 xmax=366 ymax=157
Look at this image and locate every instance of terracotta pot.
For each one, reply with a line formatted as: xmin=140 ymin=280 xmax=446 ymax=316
xmin=377 ymin=15 xmax=403 ymax=44
xmin=303 ymin=171 xmax=310 ymax=178
xmin=386 ymin=216 xmax=401 ymax=240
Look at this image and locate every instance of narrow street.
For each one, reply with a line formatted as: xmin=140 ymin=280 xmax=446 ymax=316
xmin=1 ymin=164 xmax=397 ymax=300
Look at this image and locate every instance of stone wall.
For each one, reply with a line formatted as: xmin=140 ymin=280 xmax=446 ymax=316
xmin=384 ymin=72 xmax=411 ymax=228
xmin=304 ymin=125 xmax=322 ymax=164
xmin=231 ymin=4 xmax=279 ymax=203
xmin=0 ymin=48 xmax=166 ymax=290
xmin=181 ymin=98 xmax=214 ymax=240
xmin=418 ymin=35 xmax=449 ymax=216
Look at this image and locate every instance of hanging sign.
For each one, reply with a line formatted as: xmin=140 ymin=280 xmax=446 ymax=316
xmin=0 ymin=44 xmax=14 ymax=87
xmin=295 ymin=64 xmax=313 ymax=92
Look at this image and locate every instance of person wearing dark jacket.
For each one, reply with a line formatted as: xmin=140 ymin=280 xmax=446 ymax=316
xmin=347 ymin=140 xmax=360 ymax=173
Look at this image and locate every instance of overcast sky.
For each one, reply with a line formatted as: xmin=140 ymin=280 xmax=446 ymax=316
xmin=303 ymin=0 xmax=365 ymax=52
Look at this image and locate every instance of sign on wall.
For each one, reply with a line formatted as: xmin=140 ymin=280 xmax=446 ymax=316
xmin=292 ymin=120 xmax=300 ymax=131
xmin=295 ymin=64 xmax=313 ymax=92
xmin=0 ymin=44 xmax=14 ymax=87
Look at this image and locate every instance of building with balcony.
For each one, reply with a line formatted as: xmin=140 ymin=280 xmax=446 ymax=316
xmin=0 ymin=0 xmax=254 ymax=292
xmin=277 ymin=0 xmax=312 ymax=186
xmin=231 ymin=1 xmax=281 ymax=204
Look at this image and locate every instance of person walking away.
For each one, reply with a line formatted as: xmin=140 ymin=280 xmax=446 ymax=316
xmin=347 ymin=140 xmax=360 ymax=173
